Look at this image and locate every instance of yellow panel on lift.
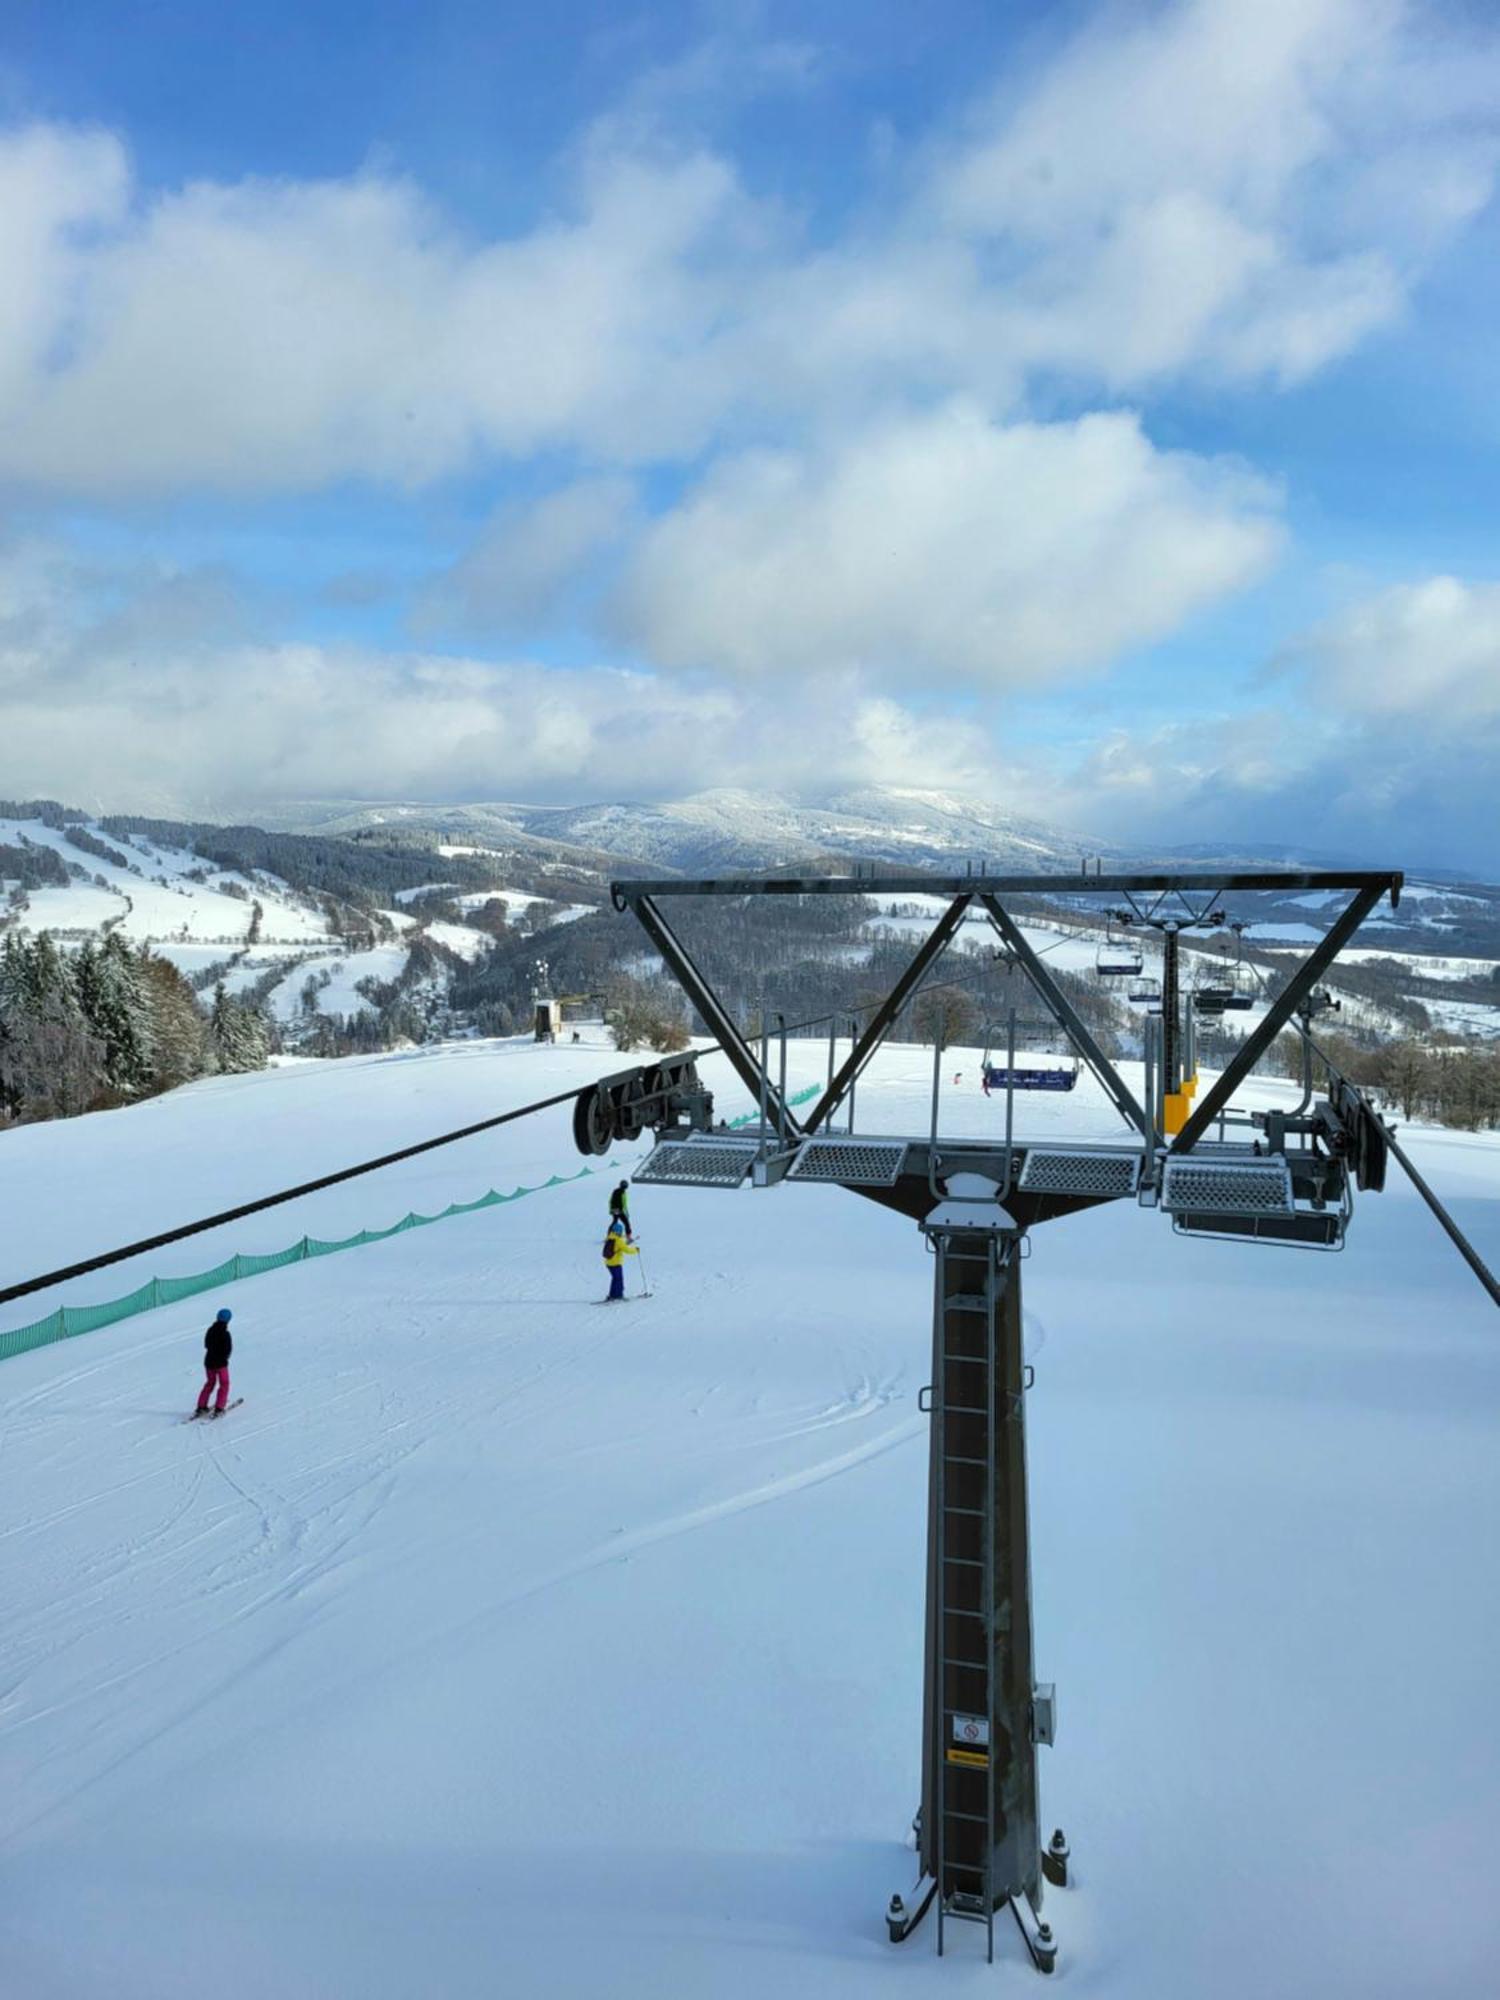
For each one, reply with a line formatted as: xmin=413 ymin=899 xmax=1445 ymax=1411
xmin=1163 ymin=1090 xmax=1191 ymax=1135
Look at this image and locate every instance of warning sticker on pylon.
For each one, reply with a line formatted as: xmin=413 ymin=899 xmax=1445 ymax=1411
xmin=951 ymin=1713 xmax=990 ymax=1747
xmin=946 ymin=1747 xmax=989 ymax=1769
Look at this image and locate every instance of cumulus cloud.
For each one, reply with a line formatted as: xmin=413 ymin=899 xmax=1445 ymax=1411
xmin=613 ymin=405 xmax=1280 ymax=681
xmin=1293 ymin=576 xmax=1500 ymax=719
xmin=0 ymin=0 xmax=1494 ymax=496
xmin=1042 ymin=573 xmax=1500 ymax=869
xmin=0 ymin=129 xmax=755 ymax=494
xmin=2 ymin=1 xmax=1497 ymax=847
xmin=926 ymin=0 xmax=1498 ymax=389
xmin=0 ymin=537 xmax=991 ymax=812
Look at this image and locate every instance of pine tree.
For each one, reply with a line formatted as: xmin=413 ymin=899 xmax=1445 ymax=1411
xmin=0 ymin=930 xmax=28 ymax=1119
xmin=208 ymin=982 xmax=271 ymax=1074
xmin=98 ymin=931 xmax=155 ymax=1093
xmin=139 ymin=950 xmax=210 ymax=1091
xmin=2 ymin=933 xmax=105 ymax=1118
xmin=209 ymin=982 xmax=242 ymax=1070
xmin=71 ymin=933 xmax=154 ymax=1097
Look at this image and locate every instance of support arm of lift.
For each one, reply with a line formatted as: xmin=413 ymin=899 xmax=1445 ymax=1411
xmin=978 ymin=895 xmax=1147 ymax=1136
xmin=805 ymin=894 xmax=973 ymax=1134
xmin=1171 ymin=881 xmax=1391 ymax=1153
xmin=632 ymin=894 xmax=805 ymax=1143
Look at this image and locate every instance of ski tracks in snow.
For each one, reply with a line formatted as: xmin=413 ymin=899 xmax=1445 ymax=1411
xmin=0 ymin=1192 xmax=925 ymax=1857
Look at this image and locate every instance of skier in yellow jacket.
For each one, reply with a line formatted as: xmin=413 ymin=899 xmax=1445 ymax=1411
xmin=602 ymin=1215 xmax=639 ymax=1301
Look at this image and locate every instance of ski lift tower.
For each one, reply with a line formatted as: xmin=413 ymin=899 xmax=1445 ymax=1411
xmin=573 ymin=867 xmax=1404 ymax=1972
xmin=531 ymin=956 xmax=562 ymax=1043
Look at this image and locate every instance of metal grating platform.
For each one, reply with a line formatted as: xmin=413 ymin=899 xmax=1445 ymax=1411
xmin=633 ymin=1134 xmax=762 ymax=1188
xmin=786 ymin=1138 xmax=910 ymax=1186
xmin=1017 ymin=1148 xmax=1141 ymax=1199
xmin=1175 ymin=1209 xmax=1344 ymax=1249
xmin=1161 ymin=1156 xmax=1293 ymax=1216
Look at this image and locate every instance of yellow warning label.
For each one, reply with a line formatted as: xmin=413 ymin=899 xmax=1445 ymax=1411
xmin=946 ymin=1747 xmax=990 ymax=1769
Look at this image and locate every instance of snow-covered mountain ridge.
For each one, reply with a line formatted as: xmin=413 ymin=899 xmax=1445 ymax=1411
xmin=256 ymin=785 xmax=1112 ymax=874
xmin=244 ymin=783 xmax=1451 ymax=881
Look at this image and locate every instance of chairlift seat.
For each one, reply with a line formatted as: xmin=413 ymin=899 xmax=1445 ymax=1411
xmin=1096 ymin=947 xmax=1143 ymax=978
xmin=983 ymin=1064 xmax=1079 ymax=1093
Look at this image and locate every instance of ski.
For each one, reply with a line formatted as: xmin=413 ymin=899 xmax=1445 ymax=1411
xmin=187 ymin=1397 xmax=244 ymax=1421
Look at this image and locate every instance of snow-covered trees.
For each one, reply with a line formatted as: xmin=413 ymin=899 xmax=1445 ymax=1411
xmin=606 ymin=975 xmax=690 ymax=1054
xmin=139 ymin=954 xmax=211 ymax=1089
xmin=0 ymin=932 xmax=104 ymax=1120
xmin=208 ymin=983 xmax=271 ymax=1074
xmin=73 ymin=934 xmax=156 ymax=1096
xmin=0 ymin=935 xmax=271 ymax=1126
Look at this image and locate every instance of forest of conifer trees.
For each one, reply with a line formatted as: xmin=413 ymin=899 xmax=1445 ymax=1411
xmin=0 ymin=932 xmax=269 ymax=1126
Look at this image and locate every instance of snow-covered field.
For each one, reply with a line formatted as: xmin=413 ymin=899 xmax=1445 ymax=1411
xmin=1339 ymin=948 xmax=1500 ymax=982
xmin=1 ymin=1036 xmax=1497 ymax=1999
xmin=1425 ymin=998 xmax=1500 ymax=1040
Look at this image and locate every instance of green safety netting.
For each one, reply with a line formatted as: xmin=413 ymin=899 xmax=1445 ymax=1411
xmin=0 ymin=1080 xmax=823 ymax=1366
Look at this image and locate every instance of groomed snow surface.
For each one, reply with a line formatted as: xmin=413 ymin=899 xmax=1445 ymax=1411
xmin=2 ymin=1036 xmax=1498 ymax=1999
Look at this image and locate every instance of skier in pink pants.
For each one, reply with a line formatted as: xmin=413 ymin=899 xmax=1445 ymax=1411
xmin=195 ymin=1308 xmax=233 ymax=1415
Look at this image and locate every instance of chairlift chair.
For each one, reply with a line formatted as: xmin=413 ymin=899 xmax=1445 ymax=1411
xmin=1196 ymin=927 xmax=1255 ymax=1013
xmin=1095 ymin=927 xmax=1144 ymax=979
xmin=1127 ymin=973 xmax=1161 ymax=1007
xmin=980 ymin=1019 xmax=1081 ymax=1094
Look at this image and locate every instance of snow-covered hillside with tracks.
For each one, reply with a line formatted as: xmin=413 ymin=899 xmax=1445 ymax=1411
xmin=0 ymin=813 xmax=535 ymax=1033
xmin=1 ymin=1034 xmax=1497 ymax=1998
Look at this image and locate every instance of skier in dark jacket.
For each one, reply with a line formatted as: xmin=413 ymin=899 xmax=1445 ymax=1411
xmin=608 ymin=1180 xmax=634 ymax=1241
xmin=195 ymin=1308 xmax=234 ymax=1416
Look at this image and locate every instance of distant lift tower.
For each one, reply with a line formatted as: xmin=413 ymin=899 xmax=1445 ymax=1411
xmin=571 ymin=867 xmax=1404 ymax=1973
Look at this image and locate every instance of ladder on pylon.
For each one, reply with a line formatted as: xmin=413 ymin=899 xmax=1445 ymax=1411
xmin=932 ymin=1231 xmax=1012 ymax=1962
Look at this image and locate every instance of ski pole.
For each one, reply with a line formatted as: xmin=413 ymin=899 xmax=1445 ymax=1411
xmin=635 ymin=1247 xmax=651 ymax=1297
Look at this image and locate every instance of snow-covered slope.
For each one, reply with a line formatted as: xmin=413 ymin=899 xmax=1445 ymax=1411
xmin=0 ymin=815 xmax=333 ymax=945
xmin=0 ymin=812 xmax=520 ymax=1030
xmin=1 ymin=1037 xmax=1497 ymax=1998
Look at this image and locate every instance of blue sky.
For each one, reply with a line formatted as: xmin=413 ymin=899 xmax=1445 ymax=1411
xmin=2 ymin=0 xmax=1499 ymax=869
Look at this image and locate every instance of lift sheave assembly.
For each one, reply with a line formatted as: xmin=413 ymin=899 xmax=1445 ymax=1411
xmin=571 ymin=866 xmax=1407 ymax=1975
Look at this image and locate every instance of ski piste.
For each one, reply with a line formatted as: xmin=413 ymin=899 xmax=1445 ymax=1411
xmin=186 ymin=1397 xmax=244 ymax=1421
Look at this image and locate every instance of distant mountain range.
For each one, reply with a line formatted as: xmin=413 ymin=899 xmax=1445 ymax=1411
xmin=244 ymin=785 xmax=1097 ymax=875
xmin=241 ymin=785 xmax=1241 ymax=876
xmin=242 ymin=783 xmax=1432 ymax=882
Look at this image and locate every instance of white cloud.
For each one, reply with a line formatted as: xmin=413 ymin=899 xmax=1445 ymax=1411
xmin=0 ymin=123 xmax=128 ymax=409
xmin=925 ymin=0 xmax=1498 ymax=389
xmin=0 ymin=537 xmax=990 ymax=812
xmin=0 ymin=128 xmax=754 ymax=494
xmin=1295 ymin=575 xmax=1500 ymax=719
xmin=613 ymin=405 xmax=1280 ymax=681
xmin=0 ymin=1 xmax=1494 ymax=496
xmin=1037 ymin=574 xmax=1500 ymax=868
